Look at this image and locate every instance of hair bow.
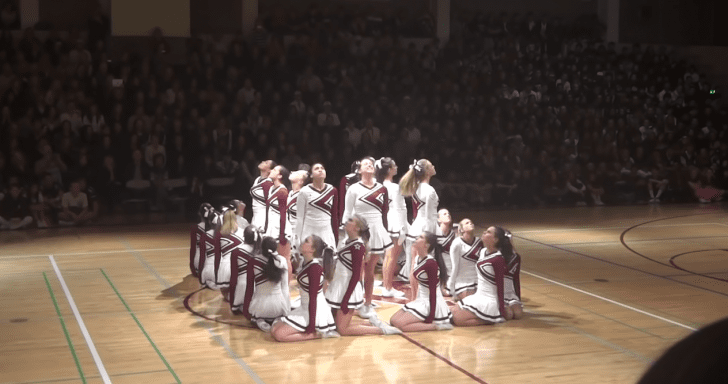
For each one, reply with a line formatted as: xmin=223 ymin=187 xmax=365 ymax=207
xmin=374 ymin=158 xmax=383 ymax=170
xmin=505 ymin=232 xmax=512 ymax=239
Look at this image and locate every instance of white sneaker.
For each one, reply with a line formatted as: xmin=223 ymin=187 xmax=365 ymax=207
xmin=357 ymin=304 xmax=375 ymax=319
xmin=374 ymin=280 xmax=383 ymax=287
xmin=380 ymin=288 xmax=405 ymax=298
xmin=320 ymin=330 xmax=341 ymax=338
xmin=256 ymin=319 xmax=271 ymax=332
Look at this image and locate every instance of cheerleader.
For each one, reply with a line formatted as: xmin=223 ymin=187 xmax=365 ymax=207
xmin=390 ymin=232 xmax=453 ymax=332
xmin=264 ymin=164 xmax=292 ymax=279
xmin=451 ymin=226 xmax=509 ymax=326
xmin=374 ymin=157 xmax=407 ymax=298
xmin=247 ymin=237 xmax=291 ymax=331
xmin=325 ymin=215 xmax=401 ymax=335
xmin=448 ymin=218 xmax=483 ymax=301
xmin=190 ymin=202 xmax=215 ymax=278
xmin=286 ymin=170 xmax=307 ymax=268
xmin=250 ymin=160 xmax=276 ymax=231
xmin=296 ymin=163 xmax=339 ymax=250
xmin=225 ymin=199 xmax=249 ymax=229
xmin=342 ymin=157 xmax=392 ymax=318
xmin=399 ymin=159 xmax=438 ymax=291
xmin=201 ymin=210 xmax=243 ymax=295
xmin=337 ymin=160 xmax=361 ymax=225
xmin=502 ymin=229 xmax=523 ymax=320
xmin=271 ymin=235 xmax=339 ymax=341
xmin=198 ymin=206 xmax=223 ymax=286
xmin=437 ymin=208 xmax=458 ymax=296
xmin=230 ymin=225 xmax=261 ymax=317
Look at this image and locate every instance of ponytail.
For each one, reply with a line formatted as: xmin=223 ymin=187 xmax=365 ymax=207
xmin=400 ymin=159 xmax=430 ymax=196
xmin=261 ymin=237 xmax=284 ymax=283
xmin=374 ymin=157 xmax=395 ymax=183
xmin=220 ymin=210 xmax=237 ymax=235
xmin=310 ymin=234 xmax=335 ymax=281
xmin=494 ymin=226 xmax=515 ymax=264
xmin=243 ymin=225 xmax=262 ymax=254
xmin=425 ymin=231 xmax=448 ymax=286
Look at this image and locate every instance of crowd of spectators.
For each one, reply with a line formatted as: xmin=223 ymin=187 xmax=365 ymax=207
xmin=1 ymin=4 xmax=726 ymax=230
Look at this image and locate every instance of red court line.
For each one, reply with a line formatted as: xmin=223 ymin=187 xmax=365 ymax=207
xmin=183 ymin=288 xmax=255 ymax=328
xmin=398 ymin=333 xmax=489 ymax=384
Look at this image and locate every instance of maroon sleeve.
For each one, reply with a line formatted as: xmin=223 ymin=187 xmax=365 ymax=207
xmin=338 ymin=177 xmax=347 ymax=223
xmin=241 ymin=256 xmax=257 ymax=320
xmin=262 ymin=180 xmax=272 ymax=232
xmin=198 ymin=232 xmax=208 ymax=285
xmin=229 ymin=249 xmax=239 ymax=309
xmin=381 ymin=187 xmax=389 ymax=230
xmin=331 ymin=188 xmax=339 ymax=244
xmin=305 ymin=263 xmax=323 ymax=333
xmin=411 ymin=198 xmax=418 ymax=221
xmin=213 ymin=233 xmax=222 ymax=284
xmin=425 ymin=260 xmax=439 ymax=324
xmin=493 ymin=256 xmax=506 ymax=317
xmin=278 ymin=189 xmax=288 ymax=245
xmin=190 ymin=225 xmax=198 ymax=277
xmin=339 ymin=244 xmax=364 ymax=315
xmin=514 ymin=255 xmax=521 ymax=300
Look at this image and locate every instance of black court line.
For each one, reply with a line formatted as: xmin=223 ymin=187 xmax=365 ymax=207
xmin=398 ymin=333 xmax=489 ymax=384
xmin=524 ymin=234 xmax=728 ymax=247
xmin=620 ymin=213 xmax=728 ymax=284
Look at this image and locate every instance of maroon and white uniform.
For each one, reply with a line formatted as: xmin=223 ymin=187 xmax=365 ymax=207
xmin=448 ymin=236 xmax=483 ymax=296
xmin=197 ymin=228 xmax=218 ymax=286
xmin=189 ymin=221 xmax=206 ymax=277
xmin=437 ymin=223 xmax=459 ymax=291
xmin=202 ymin=228 xmax=244 ymax=289
xmin=250 ymin=176 xmax=273 ymax=231
xmin=324 ymin=238 xmax=365 ymax=312
xmin=279 ymin=259 xmax=336 ymax=333
xmin=229 ymin=243 xmax=255 ymax=316
xmin=504 ymin=253 xmax=522 ymax=306
xmin=402 ymin=254 xmax=452 ymax=325
xmin=342 ymin=181 xmax=392 ymax=254
xmin=383 ymin=180 xmax=408 ymax=238
xmin=286 ymin=190 xmax=299 ymax=245
xmin=295 ymin=183 xmax=339 ymax=250
xmin=264 ymin=185 xmax=288 ymax=245
xmin=458 ymin=250 xmax=506 ymax=323
xmin=402 ymin=182 xmax=439 ymax=279
xmin=246 ymin=253 xmax=290 ymax=322
xmin=337 ymin=173 xmax=358 ymax=224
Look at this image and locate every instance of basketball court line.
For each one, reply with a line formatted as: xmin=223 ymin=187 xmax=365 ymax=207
xmin=0 ymin=247 xmax=189 ymax=259
xmin=48 ymin=255 xmax=112 ymax=383
xmin=516 ymin=221 xmax=728 ymax=233
xmin=11 ymin=368 xmax=172 ymax=384
xmin=521 ymin=269 xmax=697 ymax=331
xmin=42 ymin=272 xmax=86 ymax=383
xmin=518 ymin=234 xmax=728 ymax=247
xmin=118 ymin=238 xmax=267 ymax=384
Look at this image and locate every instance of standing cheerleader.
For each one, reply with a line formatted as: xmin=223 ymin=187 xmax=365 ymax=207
xmin=250 ymin=160 xmax=276 ymax=231
xmin=400 ymin=159 xmax=438 ymax=289
xmin=246 ymin=237 xmax=291 ymax=331
xmin=448 ymin=218 xmax=483 ymax=301
xmin=374 ymin=157 xmax=407 ymax=298
xmin=451 ymin=226 xmax=508 ymax=326
xmin=264 ymin=164 xmax=292 ymax=278
xmin=325 ymin=215 xmax=401 ymax=335
xmin=295 ymin=163 xmax=339 ymax=251
xmin=271 ymin=235 xmax=338 ymax=341
xmin=337 ymin=160 xmax=361 ymax=225
xmin=502 ymin=229 xmax=523 ymax=320
xmin=286 ymin=170 xmax=307 ymax=268
xmin=437 ymin=208 xmax=458 ymax=296
xmin=342 ymin=157 xmax=392 ymax=318
xmin=230 ymin=225 xmax=261 ymax=317
xmin=390 ymin=232 xmax=453 ymax=332
xmin=190 ymin=202 xmax=215 ymax=278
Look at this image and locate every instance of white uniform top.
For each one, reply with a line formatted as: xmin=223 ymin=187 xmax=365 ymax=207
xmin=437 ymin=223 xmax=459 ymax=288
xmin=383 ymin=180 xmax=408 ymax=236
xmin=448 ymin=236 xmax=483 ymax=295
xmin=286 ymin=190 xmax=299 ymax=241
xmin=407 ymin=182 xmax=438 ymax=238
xmin=295 ymin=183 xmax=338 ymax=248
xmin=341 ymin=181 xmax=388 ymax=228
xmin=250 ymin=176 xmax=272 ymax=230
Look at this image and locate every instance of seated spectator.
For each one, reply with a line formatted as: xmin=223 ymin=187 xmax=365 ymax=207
xmin=78 ymin=177 xmax=99 ymax=221
xmin=0 ymin=183 xmax=33 ymax=230
xmin=58 ymin=180 xmax=93 ymax=226
xmin=149 ymin=153 xmax=169 ymax=211
xmin=31 ymin=172 xmax=62 ymax=227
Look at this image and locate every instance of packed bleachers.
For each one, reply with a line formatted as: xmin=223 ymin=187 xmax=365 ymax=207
xmin=1 ymin=4 xmax=726 ymax=230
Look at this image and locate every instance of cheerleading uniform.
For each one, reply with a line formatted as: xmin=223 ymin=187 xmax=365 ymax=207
xmin=264 ymin=185 xmax=289 ymax=245
xmin=250 ymin=176 xmax=273 ymax=231
xmin=279 ymin=259 xmax=336 ymax=333
xmin=295 ymin=183 xmax=339 ymax=249
xmin=437 ymin=223 xmax=459 ymax=292
xmin=342 ymin=181 xmax=392 ymax=254
xmin=402 ymin=254 xmax=452 ymax=325
xmin=458 ymin=250 xmax=506 ymax=323
xmin=504 ymin=253 xmax=522 ymax=306
xmin=189 ymin=221 xmax=205 ymax=277
xmin=246 ymin=253 xmax=291 ymax=322
xmin=324 ymin=237 xmax=366 ymax=312
xmin=230 ymin=243 xmax=255 ymax=316
xmin=448 ymin=236 xmax=483 ymax=296
xmin=401 ymin=182 xmax=438 ymax=279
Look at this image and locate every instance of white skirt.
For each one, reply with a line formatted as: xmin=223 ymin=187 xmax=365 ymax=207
xmin=402 ymin=289 xmax=452 ymax=325
xmin=249 ymin=282 xmax=290 ymax=321
xmin=324 ymin=272 xmax=364 ymax=310
xmin=368 ymin=220 xmax=393 ymax=254
xmin=299 ymin=221 xmax=336 ymax=250
xmin=459 ymin=294 xmax=505 ymax=323
xmin=280 ymin=292 xmax=336 ymax=333
xmin=215 ymin=255 xmax=231 ymax=287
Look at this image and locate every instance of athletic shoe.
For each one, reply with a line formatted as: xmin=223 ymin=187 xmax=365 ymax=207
xmin=357 ymin=304 xmax=375 ymax=319
xmin=435 ymin=322 xmax=454 ymax=331
xmin=380 ymin=288 xmax=405 ymax=298
xmin=256 ymin=319 xmax=271 ymax=332
xmin=320 ymin=330 xmax=341 ymax=338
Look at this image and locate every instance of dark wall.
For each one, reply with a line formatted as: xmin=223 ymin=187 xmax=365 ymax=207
xmin=620 ymin=0 xmax=717 ymax=45
xmin=190 ymin=0 xmax=242 ymax=34
xmin=39 ymin=0 xmax=99 ymax=29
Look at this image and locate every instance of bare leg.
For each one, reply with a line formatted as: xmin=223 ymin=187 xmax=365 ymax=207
xmin=278 ymin=243 xmax=293 ymax=282
xmin=455 ymin=289 xmax=476 ymax=302
xmin=271 ymin=322 xmax=319 ymax=342
xmin=363 ymin=253 xmax=381 ymax=306
xmin=383 ymin=241 xmax=402 ymax=290
xmin=451 ymin=306 xmax=492 ymax=327
xmin=390 ymin=310 xmax=439 ymax=332
xmin=510 ymin=303 xmax=523 ymax=320
xmin=335 ymin=309 xmax=383 ymax=336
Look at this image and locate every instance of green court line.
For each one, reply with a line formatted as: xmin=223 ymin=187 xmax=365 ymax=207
xmin=100 ymin=268 xmax=182 ymax=384
xmin=43 ymin=272 xmax=87 ymax=384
